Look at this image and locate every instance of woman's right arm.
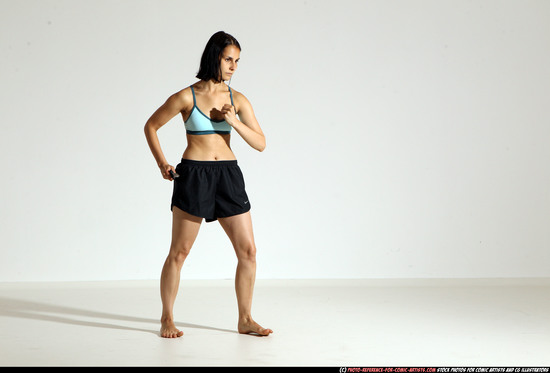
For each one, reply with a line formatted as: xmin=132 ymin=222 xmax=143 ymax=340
xmin=144 ymin=90 xmax=190 ymax=180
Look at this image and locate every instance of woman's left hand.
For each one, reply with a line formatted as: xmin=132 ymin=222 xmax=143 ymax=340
xmin=221 ymin=104 xmax=238 ymax=127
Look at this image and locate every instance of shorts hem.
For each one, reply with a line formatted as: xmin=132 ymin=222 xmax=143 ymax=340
xmin=171 ymin=203 xmax=251 ymax=223
xmin=215 ymin=204 xmax=252 ymax=221
xmin=170 ymin=204 xmax=209 ymax=221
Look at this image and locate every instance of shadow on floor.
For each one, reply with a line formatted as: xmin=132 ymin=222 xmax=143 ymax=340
xmin=0 ymin=296 xmax=237 ymax=336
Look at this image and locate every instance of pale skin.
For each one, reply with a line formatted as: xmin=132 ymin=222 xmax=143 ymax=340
xmin=144 ymin=45 xmax=272 ymax=338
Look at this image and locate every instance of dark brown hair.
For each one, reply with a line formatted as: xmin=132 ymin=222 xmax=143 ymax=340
xmin=196 ymin=31 xmax=241 ymax=83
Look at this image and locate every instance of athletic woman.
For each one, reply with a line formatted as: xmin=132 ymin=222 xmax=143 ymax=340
xmin=144 ymin=31 xmax=272 ymax=338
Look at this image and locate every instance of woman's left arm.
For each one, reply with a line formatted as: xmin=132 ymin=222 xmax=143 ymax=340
xmin=222 ymin=92 xmax=266 ymax=152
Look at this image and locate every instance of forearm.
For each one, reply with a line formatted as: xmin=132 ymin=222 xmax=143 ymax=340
xmin=144 ymin=123 xmax=168 ymax=167
xmin=231 ymin=120 xmax=266 ymax=152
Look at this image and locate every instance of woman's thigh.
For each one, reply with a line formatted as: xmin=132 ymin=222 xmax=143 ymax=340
xmin=218 ymin=212 xmax=256 ymax=258
xmin=169 ymin=206 xmax=203 ymax=254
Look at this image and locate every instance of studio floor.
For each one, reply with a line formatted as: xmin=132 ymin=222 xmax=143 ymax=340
xmin=0 ymin=278 xmax=549 ymax=367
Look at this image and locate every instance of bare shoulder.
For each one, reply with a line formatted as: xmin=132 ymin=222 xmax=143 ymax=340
xmin=230 ymin=88 xmax=253 ymax=113
xmin=230 ymin=88 xmax=249 ymax=102
xmin=168 ymin=86 xmax=194 ymax=113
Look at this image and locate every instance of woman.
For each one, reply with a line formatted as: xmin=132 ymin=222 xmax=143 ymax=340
xmin=144 ymin=31 xmax=272 ymax=338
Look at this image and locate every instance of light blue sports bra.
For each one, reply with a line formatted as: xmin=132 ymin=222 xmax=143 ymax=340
xmin=184 ymin=85 xmax=233 ymax=135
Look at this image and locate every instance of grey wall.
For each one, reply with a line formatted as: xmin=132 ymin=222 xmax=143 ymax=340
xmin=1 ymin=0 xmax=549 ymax=281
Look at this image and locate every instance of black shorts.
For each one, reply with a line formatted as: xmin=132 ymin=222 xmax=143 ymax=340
xmin=171 ymin=159 xmax=251 ymax=222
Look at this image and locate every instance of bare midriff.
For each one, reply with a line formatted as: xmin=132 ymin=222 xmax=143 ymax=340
xmin=181 ymin=133 xmax=236 ymax=161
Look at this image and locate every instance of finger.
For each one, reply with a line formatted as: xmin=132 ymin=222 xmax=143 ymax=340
xmin=162 ymin=166 xmax=174 ymax=181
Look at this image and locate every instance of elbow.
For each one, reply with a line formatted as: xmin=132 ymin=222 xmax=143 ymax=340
xmin=144 ymin=121 xmax=152 ymax=134
xmin=144 ymin=120 xmax=158 ymax=135
xmin=257 ymin=138 xmax=266 ymax=152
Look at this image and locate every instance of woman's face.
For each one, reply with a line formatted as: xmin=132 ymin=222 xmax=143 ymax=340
xmin=220 ymin=45 xmax=240 ymax=81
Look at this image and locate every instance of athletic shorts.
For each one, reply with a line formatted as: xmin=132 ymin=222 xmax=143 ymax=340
xmin=171 ymin=159 xmax=251 ymax=222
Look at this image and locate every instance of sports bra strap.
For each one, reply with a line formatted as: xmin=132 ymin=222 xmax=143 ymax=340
xmin=228 ymin=86 xmax=234 ymax=106
xmin=190 ymin=86 xmax=197 ymax=105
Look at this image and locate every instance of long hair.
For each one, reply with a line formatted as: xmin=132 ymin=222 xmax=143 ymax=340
xmin=196 ymin=31 xmax=241 ymax=83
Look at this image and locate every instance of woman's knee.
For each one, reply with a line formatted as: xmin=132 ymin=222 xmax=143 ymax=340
xmin=168 ymin=243 xmax=193 ymax=265
xmin=236 ymin=241 xmax=256 ymax=262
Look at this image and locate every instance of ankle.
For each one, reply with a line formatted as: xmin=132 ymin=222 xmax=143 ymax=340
xmin=239 ymin=314 xmax=253 ymax=323
xmin=161 ymin=315 xmax=174 ymax=323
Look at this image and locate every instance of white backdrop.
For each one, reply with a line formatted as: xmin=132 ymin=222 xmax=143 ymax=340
xmin=1 ymin=0 xmax=549 ymax=282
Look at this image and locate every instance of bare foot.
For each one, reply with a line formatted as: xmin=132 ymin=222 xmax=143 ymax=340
xmin=238 ymin=317 xmax=273 ymax=336
xmin=160 ymin=319 xmax=184 ymax=338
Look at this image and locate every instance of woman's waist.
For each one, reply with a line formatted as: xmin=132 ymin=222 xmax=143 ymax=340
xmin=182 ymin=142 xmax=236 ymax=161
xmin=179 ymin=158 xmax=238 ymax=167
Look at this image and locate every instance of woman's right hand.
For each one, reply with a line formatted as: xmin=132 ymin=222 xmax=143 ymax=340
xmin=159 ymin=163 xmax=176 ymax=181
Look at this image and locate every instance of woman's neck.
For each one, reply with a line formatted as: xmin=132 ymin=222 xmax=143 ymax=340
xmin=200 ymin=79 xmax=227 ymax=93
